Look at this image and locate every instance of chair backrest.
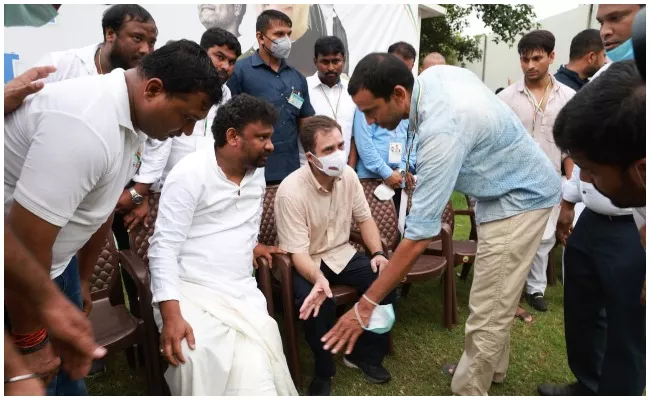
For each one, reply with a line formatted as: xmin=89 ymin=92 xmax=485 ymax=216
xmin=352 ymin=179 xmax=400 ymax=251
xmin=258 ymin=185 xmax=280 ymax=246
xmin=129 ymin=193 xmax=161 ymax=266
xmin=406 ymin=190 xmax=455 ymax=237
xmin=90 ymin=226 xmax=121 ymax=301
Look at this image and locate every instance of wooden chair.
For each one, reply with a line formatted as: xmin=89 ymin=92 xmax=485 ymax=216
xmin=258 ymin=184 xmax=366 ymax=390
xmin=119 ymin=193 xmax=276 ymax=395
xmin=88 ymin=223 xmax=153 ymax=393
xmin=421 ymin=194 xmax=478 ymax=281
xmin=360 ymin=179 xmax=457 ymax=329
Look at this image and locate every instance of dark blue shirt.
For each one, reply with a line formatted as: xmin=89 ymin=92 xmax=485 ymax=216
xmin=227 ymin=51 xmax=315 ymax=182
xmin=554 ymin=65 xmax=588 ymax=91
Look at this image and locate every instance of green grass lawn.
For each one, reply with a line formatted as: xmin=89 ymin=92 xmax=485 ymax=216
xmin=87 ymin=192 xmax=573 ymax=395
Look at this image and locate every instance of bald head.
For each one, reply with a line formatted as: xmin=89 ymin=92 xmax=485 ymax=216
xmin=422 ymin=52 xmax=446 ymax=71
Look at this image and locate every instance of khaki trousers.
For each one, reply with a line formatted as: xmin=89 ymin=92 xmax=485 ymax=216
xmin=451 ymin=207 xmax=552 ymax=395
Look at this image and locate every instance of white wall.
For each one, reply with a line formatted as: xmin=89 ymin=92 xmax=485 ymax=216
xmin=4 ymin=4 xmax=428 ymax=80
xmin=465 ymin=5 xmax=599 ymax=91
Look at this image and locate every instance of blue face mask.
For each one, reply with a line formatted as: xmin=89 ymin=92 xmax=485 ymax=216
xmin=606 ymin=38 xmax=635 ymax=62
xmin=355 ymin=298 xmax=396 ymax=335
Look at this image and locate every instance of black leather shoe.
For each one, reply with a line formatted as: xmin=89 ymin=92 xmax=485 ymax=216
xmin=537 ymin=382 xmax=589 ymax=396
xmin=343 ymin=356 xmax=391 ymax=384
xmin=307 ymin=376 xmax=331 ymax=396
xmin=526 ymin=292 xmax=548 ymax=312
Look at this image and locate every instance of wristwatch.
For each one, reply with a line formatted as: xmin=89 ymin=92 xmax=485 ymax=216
xmin=371 ymin=251 xmax=387 ymax=259
xmin=129 ymin=187 xmax=144 ymax=205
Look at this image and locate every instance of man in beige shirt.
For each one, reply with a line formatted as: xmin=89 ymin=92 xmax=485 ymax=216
xmin=275 ymin=115 xmax=396 ymax=396
xmin=498 ymin=29 xmax=575 ymax=314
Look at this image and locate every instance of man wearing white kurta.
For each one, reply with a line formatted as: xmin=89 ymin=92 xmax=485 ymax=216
xmin=128 ymin=27 xmax=241 ymax=229
xmin=147 ymin=94 xmax=297 ymax=396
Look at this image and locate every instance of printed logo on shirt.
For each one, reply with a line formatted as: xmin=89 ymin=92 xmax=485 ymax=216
xmin=133 ymin=147 xmax=142 ymax=173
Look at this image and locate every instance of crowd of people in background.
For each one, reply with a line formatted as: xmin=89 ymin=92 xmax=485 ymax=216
xmin=3 ymin=3 xmax=645 ymax=397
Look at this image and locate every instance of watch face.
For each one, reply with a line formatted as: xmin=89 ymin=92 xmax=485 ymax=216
xmin=133 ymin=196 xmax=143 ymax=205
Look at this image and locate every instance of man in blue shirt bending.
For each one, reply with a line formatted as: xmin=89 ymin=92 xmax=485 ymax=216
xmin=321 ymin=53 xmax=561 ymax=396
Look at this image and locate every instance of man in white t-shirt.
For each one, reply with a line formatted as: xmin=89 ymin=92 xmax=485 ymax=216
xmin=34 ymin=4 xmax=158 ymax=252
xmin=128 ymin=27 xmax=241 ymax=229
xmin=305 ymin=36 xmax=357 ymax=167
xmin=4 ymin=40 xmax=222 ymax=396
xmin=149 ymin=94 xmax=296 ymax=395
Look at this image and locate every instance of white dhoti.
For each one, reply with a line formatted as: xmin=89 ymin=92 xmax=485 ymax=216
xmin=154 ymin=281 xmax=298 ymax=396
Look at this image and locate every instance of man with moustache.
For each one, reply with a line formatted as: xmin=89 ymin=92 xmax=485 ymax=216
xmin=4 ymin=40 xmax=220 ymax=396
xmin=554 ymin=29 xmax=606 ymax=91
xmin=537 ymin=5 xmax=646 ymax=396
xmin=498 ymin=30 xmax=576 ymax=314
xmin=148 ymin=94 xmax=296 ymax=396
xmin=306 ymin=36 xmax=357 ymax=167
xmin=129 ymin=27 xmax=240 ymax=229
xmin=34 ymin=3 xmax=159 ymax=251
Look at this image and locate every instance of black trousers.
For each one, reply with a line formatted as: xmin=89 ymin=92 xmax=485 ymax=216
xmin=564 ymin=209 xmax=646 ymax=395
xmin=293 ymin=253 xmax=397 ymax=378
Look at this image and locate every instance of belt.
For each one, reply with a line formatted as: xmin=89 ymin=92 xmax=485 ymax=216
xmin=586 ymin=208 xmax=634 ymax=222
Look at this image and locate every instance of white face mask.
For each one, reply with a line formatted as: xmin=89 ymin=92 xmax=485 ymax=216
xmin=354 ymin=302 xmax=395 ymax=335
xmin=309 ymin=150 xmax=347 ymax=177
xmin=264 ymin=35 xmax=291 ymax=59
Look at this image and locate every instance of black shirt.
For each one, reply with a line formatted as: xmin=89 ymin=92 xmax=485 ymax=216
xmin=554 ymin=65 xmax=588 ymax=91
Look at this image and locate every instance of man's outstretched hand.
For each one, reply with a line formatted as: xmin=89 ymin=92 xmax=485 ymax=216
xmin=320 ymin=300 xmax=372 ymax=355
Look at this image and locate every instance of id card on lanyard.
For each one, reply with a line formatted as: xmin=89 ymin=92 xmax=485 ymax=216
xmin=403 ymin=77 xmax=423 ymax=177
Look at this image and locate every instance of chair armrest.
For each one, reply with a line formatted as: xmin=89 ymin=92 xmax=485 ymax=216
xmin=349 ymin=229 xmax=390 ymax=255
xmin=439 ymin=222 xmax=455 ymax=265
xmin=119 ymin=250 xmax=152 ymax=306
xmin=454 ymin=209 xmax=474 ymax=216
xmin=255 ymin=257 xmax=275 ymax=316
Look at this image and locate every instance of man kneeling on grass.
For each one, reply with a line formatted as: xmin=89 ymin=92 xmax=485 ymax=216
xmin=148 ymin=94 xmax=297 ymax=396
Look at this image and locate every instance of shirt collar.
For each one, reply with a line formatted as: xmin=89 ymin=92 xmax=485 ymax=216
xmin=308 ymin=72 xmax=342 ymax=90
xmin=106 ymin=69 xmax=137 ymax=134
xmin=78 ymin=43 xmax=102 ymax=76
xmin=251 ymin=50 xmax=288 ymax=70
xmin=558 ymin=65 xmax=587 ymax=83
xmin=516 ymin=74 xmax=562 ymax=94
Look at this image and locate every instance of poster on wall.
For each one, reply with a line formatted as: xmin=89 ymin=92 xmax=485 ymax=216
xmin=195 ymin=4 xmax=421 ymax=77
xmin=197 ymin=4 xmax=350 ymax=77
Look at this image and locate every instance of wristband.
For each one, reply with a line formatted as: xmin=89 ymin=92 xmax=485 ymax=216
xmin=18 ymin=335 xmax=50 ymax=355
xmin=371 ymin=251 xmax=386 ymax=259
xmin=5 ymin=372 xmax=47 ymax=384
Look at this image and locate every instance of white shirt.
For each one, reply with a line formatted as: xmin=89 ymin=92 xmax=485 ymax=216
xmin=34 ymin=43 xmax=100 ymax=82
xmin=562 ymin=165 xmax=633 ymax=216
xmin=133 ymin=86 xmax=232 ymax=191
xmin=4 ymin=69 xmax=146 ymax=278
xmin=304 ymin=73 xmax=356 ymax=163
xmin=561 ymin=62 xmax=633 ymax=218
xmin=148 ymin=147 xmax=267 ymax=311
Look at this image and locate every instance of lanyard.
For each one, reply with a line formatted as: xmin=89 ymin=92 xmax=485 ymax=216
xmin=318 ymin=83 xmax=342 ymax=119
xmin=404 ymin=78 xmax=423 ymax=176
xmin=523 ymin=78 xmax=552 ymax=133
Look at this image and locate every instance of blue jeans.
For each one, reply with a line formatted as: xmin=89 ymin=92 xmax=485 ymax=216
xmin=46 ymin=256 xmax=88 ymax=396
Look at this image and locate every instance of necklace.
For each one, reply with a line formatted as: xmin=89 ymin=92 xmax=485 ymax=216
xmin=98 ymin=47 xmax=104 ymax=75
xmin=524 ymin=77 xmax=552 ymax=133
xmin=318 ymin=83 xmax=342 ymax=119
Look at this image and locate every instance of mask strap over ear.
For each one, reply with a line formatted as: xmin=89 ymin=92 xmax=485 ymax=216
xmin=635 ymin=163 xmax=646 ymax=190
